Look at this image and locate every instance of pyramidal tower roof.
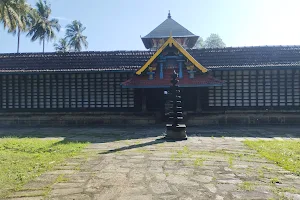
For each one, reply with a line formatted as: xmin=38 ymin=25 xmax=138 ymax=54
xmin=141 ymin=11 xmax=199 ymax=49
xmin=143 ymin=11 xmax=196 ymax=38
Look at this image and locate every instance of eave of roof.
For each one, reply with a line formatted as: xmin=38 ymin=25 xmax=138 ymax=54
xmin=122 ymin=69 xmax=223 ymax=88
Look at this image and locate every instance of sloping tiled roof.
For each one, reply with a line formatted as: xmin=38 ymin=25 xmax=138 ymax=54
xmin=0 ymin=46 xmax=300 ymax=73
xmin=122 ymin=69 xmax=223 ymax=88
xmin=189 ymin=46 xmax=300 ymax=69
xmin=0 ymin=51 xmax=152 ymax=73
xmin=141 ymin=14 xmax=199 ymax=49
xmin=142 ymin=15 xmax=196 ymax=38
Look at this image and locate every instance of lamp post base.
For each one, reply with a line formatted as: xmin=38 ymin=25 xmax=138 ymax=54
xmin=165 ymin=124 xmax=187 ymax=140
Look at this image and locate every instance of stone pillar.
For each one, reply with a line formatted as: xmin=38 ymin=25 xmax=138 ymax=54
xmin=159 ymin=62 xmax=164 ymax=79
xmin=196 ymin=88 xmax=202 ymax=113
xmin=178 ymin=61 xmax=183 ymax=79
xmin=142 ymin=89 xmax=147 ymax=112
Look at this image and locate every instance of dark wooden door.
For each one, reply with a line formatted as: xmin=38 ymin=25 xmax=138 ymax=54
xmin=145 ymin=88 xmax=165 ymax=112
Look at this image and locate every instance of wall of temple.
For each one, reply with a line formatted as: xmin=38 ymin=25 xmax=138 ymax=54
xmin=207 ymin=69 xmax=300 ymax=110
xmin=1 ymin=68 xmax=300 ymax=116
xmin=0 ymin=72 xmax=135 ymax=111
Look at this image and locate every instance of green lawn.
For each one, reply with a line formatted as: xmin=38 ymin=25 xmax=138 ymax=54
xmin=244 ymin=140 xmax=300 ymax=176
xmin=0 ymin=138 xmax=87 ymax=198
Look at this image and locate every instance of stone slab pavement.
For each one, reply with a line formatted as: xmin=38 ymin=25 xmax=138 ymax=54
xmin=1 ymin=125 xmax=300 ymax=200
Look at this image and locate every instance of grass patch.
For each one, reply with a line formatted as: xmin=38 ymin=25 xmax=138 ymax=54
xmin=135 ymin=148 xmax=151 ymax=153
xmin=228 ymin=155 xmax=234 ymax=168
xmin=270 ymin=177 xmax=281 ymax=184
xmin=0 ymin=138 xmax=87 ymax=198
xmin=276 ymin=186 xmax=300 ymax=194
xmin=170 ymin=146 xmax=207 ymax=166
xmin=238 ymin=181 xmax=255 ymax=191
xmin=258 ymin=168 xmax=265 ymax=178
xmin=55 ymin=174 xmax=69 ymax=183
xmin=244 ymin=140 xmax=300 ymax=176
xmin=270 ymin=186 xmax=300 ymax=200
xmin=193 ymin=158 xmax=205 ymax=167
xmin=170 ymin=145 xmax=189 ymax=161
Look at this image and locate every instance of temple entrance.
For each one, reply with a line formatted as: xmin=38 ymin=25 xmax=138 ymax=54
xmin=144 ymin=88 xmax=199 ymax=112
xmin=145 ymin=88 xmax=165 ymax=112
xmin=142 ymin=88 xmax=208 ymax=113
xmin=122 ymin=35 xmax=222 ymax=116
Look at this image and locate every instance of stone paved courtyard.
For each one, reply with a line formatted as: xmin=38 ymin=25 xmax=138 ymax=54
xmin=1 ymin=125 xmax=300 ymax=200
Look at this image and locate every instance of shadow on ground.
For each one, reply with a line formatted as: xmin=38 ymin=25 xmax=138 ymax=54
xmin=0 ymin=125 xmax=299 ymax=145
xmin=98 ymin=137 xmax=168 ymax=154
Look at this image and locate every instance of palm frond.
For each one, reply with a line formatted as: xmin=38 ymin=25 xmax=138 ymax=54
xmin=26 ymin=0 xmax=60 ymax=51
xmin=65 ymin=20 xmax=88 ymax=52
xmin=54 ymin=38 xmax=69 ymax=53
xmin=0 ymin=0 xmax=21 ymax=31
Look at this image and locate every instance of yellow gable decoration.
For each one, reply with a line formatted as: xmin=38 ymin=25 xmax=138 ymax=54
xmin=136 ymin=36 xmax=208 ymax=75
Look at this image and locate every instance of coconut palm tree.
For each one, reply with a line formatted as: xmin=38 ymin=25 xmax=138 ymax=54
xmin=65 ymin=20 xmax=88 ymax=52
xmin=27 ymin=0 xmax=60 ymax=53
xmin=9 ymin=0 xmax=32 ymax=53
xmin=1 ymin=0 xmax=32 ymax=53
xmin=0 ymin=0 xmax=22 ymax=32
xmin=54 ymin=38 xmax=69 ymax=53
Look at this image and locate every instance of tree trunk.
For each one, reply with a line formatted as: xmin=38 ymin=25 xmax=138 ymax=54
xmin=43 ymin=38 xmax=45 ymax=53
xmin=17 ymin=28 xmax=20 ymax=53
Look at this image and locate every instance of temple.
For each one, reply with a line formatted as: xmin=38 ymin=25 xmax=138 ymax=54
xmin=0 ymin=12 xmax=300 ymax=126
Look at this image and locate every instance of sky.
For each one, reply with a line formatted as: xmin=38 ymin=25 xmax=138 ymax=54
xmin=1 ymin=0 xmax=300 ymax=53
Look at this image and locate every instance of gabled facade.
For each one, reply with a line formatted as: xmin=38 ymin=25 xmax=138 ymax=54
xmin=136 ymin=36 xmax=208 ymax=75
xmin=123 ymin=36 xmax=223 ymax=88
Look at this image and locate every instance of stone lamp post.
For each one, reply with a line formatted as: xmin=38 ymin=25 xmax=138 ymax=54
xmin=165 ymin=70 xmax=187 ymax=140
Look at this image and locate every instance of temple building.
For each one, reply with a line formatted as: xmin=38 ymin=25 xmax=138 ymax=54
xmin=0 ymin=13 xmax=300 ymax=126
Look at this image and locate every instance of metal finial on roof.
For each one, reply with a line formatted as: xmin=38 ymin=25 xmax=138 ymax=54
xmin=168 ymin=10 xmax=171 ymax=19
